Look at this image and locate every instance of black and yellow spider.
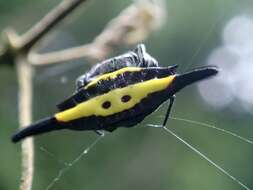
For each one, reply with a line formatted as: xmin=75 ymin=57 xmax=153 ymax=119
xmin=12 ymin=44 xmax=218 ymax=143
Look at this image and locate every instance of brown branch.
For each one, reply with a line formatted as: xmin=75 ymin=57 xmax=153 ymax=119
xmin=29 ymin=0 xmax=166 ymax=65
xmin=20 ymin=0 xmax=89 ymax=51
xmin=16 ymin=56 xmax=34 ymax=190
xmin=0 ymin=1 xmax=91 ymax=190
xmin=9 ymin=0 xmax=89 ymax=51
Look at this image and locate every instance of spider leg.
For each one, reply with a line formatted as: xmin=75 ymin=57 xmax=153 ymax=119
xmin=94 ymin=130 xmax=105 ymax=136
xmin=162 ymin=95 xmax=176 ymax=127
xmin=105 ymin=126 xmax=118 ymax=132
xmin=94 ymin=125 xmax=117 ymax=135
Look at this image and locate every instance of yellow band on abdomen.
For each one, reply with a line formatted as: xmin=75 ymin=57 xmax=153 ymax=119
xmin=55 ymin=75 xmax=175 ymax=122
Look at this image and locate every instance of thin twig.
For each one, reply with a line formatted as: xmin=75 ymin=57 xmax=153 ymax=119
xmin=16 ymin=56 xmax=34 ymax=190
xmin=10 ymin=0 xmax=89 ymax=51
xmin=29 ymin=0 xmax=165 ymax=65
xmin=4 ymin=1 xmax=91 ymax=190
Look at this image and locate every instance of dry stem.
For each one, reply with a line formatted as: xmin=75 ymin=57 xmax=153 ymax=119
xmin=10 ymin=0 xmax=89 ymax=51
xmin=16 ymin=56 xmax=34 ymax=190
xmin=29 ymin=0 xmax=165 ymax=65
xmin=5 ymin=1 xmax=90 ymax=190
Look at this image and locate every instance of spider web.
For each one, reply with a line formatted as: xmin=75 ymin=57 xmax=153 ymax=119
xmin=41 ymin=133 xmax=105 ymax=190
xmin=162 ymin=125 xmax=250 ymax=190
xmin=41 ymin=115 xmax=253 ymax=190
xmin=147 ymin=115 xmax=253 ymax=190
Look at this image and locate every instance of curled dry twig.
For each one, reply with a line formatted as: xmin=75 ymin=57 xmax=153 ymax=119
xmin=5 ymin=1 xmax=90 ymax=190
xmin=29 ymin=0 xmax=166 ymax=65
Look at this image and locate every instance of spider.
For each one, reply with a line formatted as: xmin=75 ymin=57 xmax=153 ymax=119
xmin=12 ymin=44 xmax=218 ymax=143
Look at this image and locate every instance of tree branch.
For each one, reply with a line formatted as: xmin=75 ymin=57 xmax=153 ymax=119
xmin=0 ymin=1 xmax=91 ymax=190
xmin=1 ymin=0 xmax=89 ymax=56
xmin=16 ymin=56 xmax=34 ymax=190
xmin=20 ymin=0 xmax=89 ymax=51
xmin=29 ymin=0 xmax=166 ymax=65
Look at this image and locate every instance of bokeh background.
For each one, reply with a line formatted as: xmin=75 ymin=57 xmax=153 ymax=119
xmin=1 ymin=0 xmax=253 ymax=190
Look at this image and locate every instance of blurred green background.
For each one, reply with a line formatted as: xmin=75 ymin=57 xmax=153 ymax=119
xmin=0 ymin=0 xmax=253 ymax=190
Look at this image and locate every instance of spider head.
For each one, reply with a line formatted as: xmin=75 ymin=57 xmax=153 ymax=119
xmin=134 ymin=44 xmax=158 ymax=67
